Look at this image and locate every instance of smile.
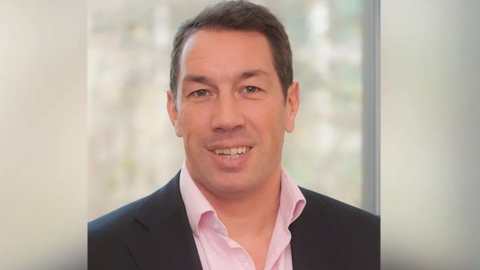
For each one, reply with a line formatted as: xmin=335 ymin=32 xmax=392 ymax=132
xmin=213 ymin=146 xmax=252 ymax=159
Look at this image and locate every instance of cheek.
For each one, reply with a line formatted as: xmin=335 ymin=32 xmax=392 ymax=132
xmin=179 ymin=105 xmax=211 ymax=140
xmin=244 ymin=102 xmax=286 ymax=141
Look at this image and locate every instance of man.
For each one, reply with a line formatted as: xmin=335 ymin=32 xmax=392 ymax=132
xmin=88 ymin=1 xmax=379 ymax=269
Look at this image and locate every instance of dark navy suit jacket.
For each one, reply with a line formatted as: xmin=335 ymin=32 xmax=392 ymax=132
xmin=88 ymin=171 xmax=380 ymax=270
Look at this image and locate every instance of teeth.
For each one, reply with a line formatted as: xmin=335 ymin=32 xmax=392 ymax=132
xmin=214 ymin=147 xmax=251 ymax=156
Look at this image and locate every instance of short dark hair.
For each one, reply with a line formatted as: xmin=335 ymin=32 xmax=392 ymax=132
xmin=169 ymin=0 xmax=293 ymax=101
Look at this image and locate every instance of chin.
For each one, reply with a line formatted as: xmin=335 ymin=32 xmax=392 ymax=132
xmin=208 ymin=176 xmax=250 ymax=194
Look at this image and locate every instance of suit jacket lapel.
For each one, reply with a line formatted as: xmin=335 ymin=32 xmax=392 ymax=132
xmin=290 ymin=188 xmax=346 ymax=270
xmin=126 ymin=172 xmax=203 ymax=270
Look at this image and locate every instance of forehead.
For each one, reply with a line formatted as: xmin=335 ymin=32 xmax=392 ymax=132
xmin=180 ymin=29 xmax=275 ymax=75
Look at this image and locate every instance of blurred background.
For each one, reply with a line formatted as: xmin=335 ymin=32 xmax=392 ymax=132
xmin=88 ymin=0 xmax=378 ymax=220
xmin=4 ymin=0 xmax=480 ymax=269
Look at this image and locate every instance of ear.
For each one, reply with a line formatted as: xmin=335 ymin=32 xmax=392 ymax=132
xmin=284 ymin=82 xmax=300 ymax=133
xmin=166 ymin=90 xmax=183 ymax=137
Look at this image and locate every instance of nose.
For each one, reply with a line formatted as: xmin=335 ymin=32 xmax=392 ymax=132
xmin=210 ymin=92 xmax=246 ymax=131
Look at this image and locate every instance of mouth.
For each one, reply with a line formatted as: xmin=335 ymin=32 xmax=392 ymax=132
xmin=212 ymin=146 xmax=252 ymax=159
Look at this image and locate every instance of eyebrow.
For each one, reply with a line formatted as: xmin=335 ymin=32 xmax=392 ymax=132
xmin=238 ymin=69 xmax=270 ymax=80
xmin=182 ymin=75 xmax=216 ymax=87
xmin=182 ymin=69 xmax=270 ymax=87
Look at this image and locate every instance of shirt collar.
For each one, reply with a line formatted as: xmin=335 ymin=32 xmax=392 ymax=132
xmin=279 ymin=169 xmax=307 ymax=225
xmin=179 ymin=161 xmax=306 ymax=236
xmin=179 ymin=161 xmax=215 ymax=236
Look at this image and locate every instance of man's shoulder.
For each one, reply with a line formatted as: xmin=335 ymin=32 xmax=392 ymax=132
xmin=88 ymin=196 xmax=148 ymax=239
xmin=88 ymin=172 xmax=183 ymax=270
xmin=89 ymin=171 xmax=182 ymax=238
xmin=299 ymin=187 xmax=379 ymax=230
xmin=295 ymin=188 xmax=379 ymax=269
xmin=87 ymin=195 xmax=151 ymax=269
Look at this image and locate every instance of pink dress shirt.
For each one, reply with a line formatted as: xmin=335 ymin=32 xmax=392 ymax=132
xmin=179 ymin=162 xmax=306 ymax=270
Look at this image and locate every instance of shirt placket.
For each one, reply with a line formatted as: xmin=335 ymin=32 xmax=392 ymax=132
xmin=201 ymin=214 xmax=255 ymax=270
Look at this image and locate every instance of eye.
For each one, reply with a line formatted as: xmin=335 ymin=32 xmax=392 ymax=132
xmin=192 ymin=89 xmax=209 ymax=97
xmin=243 ymin=86 xmax=260 ymax=93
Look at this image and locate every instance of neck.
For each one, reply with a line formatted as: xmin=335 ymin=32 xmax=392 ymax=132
xmin=201 ymin=171 xmax=282 ymax=240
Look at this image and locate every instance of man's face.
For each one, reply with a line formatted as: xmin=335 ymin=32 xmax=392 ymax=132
xmin=167 ymin=29 xmax=300 ymax=198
